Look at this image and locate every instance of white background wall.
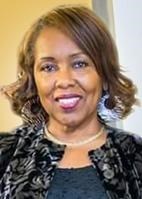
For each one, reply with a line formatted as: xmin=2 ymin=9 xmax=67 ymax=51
xmin=113 ymin=0 xmax=142 ymax=135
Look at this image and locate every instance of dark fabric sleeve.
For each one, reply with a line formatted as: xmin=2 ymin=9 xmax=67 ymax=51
xmin=116 ymin=131 xmax=142 ymax=181
xmin=0 ymin=133 xmax=18 ymax=179
xmin=132 ymin=134 xmax=142 ymax=181
xmin=112 ymin=130 xmax=142 ymax=197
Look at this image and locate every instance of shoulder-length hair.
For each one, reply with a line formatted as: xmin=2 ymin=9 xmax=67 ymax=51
xmin=2 ymin=5 xmax=137 ymax=120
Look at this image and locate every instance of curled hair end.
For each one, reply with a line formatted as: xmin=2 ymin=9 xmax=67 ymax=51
xmin=0 ymin=80 xmax=21 ymax=99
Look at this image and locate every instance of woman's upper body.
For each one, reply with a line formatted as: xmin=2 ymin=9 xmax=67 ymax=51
xmin=0 ymin=124 xmax=142 ymax=199
xmin=0 ymin=4 xmax=141 ymax=199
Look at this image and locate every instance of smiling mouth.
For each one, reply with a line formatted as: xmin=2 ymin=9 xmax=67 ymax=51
xmin=55 ymin=95 xmax=82 ymax=110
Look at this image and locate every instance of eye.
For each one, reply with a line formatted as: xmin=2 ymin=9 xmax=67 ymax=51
xmin=40 ymin=63 xmax=57 ymax=72
xmin=72 ymin=60 xmax=89 ymax=69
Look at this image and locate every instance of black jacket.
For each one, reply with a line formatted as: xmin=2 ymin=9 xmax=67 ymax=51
xmin=0 ymin=124 xmax=142 ymax=199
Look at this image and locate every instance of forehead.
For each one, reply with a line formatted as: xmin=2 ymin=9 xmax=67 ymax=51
xmin=34 ymin=27 xmax=82 ymax=58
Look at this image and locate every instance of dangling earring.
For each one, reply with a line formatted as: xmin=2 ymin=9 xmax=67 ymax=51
xmin=21 ymin=96 xmax=47 ymax=127
xmin=97 ymin=91 xmax=122 ymax=122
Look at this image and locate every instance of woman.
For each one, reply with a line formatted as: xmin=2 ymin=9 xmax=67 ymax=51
xmin=0 ymin=5 xmax=142 ymax=199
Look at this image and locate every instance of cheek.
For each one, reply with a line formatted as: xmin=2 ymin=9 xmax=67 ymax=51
xmin=79 ymin=73 xmax=102 ymax=93
xmin=34 ymin=73 xmax=54 ymax=96
xmin=35 ymin=79 xmax=53 ymax=112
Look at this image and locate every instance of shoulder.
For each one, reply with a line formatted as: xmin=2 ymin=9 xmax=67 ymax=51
xmin=0 ymin=129 xmax=19 ymax=178
xmin=0 ymin=123 xmax=43 ymax=139
xmin=0 ymin=125 xmax=24 ymax=153
xmin=106 ymin=125 xmax=142 ymax=155
xmin=0 ymin=125 xmax=32 ymax=179
xmin=0 ymin=124 xmax=33 ymax=143
xmin=107 ymin=125 xmax=142 ymax=180
xmin=0 ymin=131 xmax=19 ymax=151
xmin=0 ymin=124 xmax=42 ymax=155
xmin=0 ymin=124 xmax=44 ymax=176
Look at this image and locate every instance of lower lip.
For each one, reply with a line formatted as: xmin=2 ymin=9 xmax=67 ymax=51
xmin=58 ymin=99 xmax=81 ymax=111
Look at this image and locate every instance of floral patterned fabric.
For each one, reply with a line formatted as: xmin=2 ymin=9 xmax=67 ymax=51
xmin=0 ymin=124 xmax=142 ymax=199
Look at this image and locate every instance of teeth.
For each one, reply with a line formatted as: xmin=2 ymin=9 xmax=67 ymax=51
xmin=58 ymin=97 xmax=80 ymax=106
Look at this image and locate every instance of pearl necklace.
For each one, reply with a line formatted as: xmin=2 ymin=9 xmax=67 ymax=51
xmin=45 ymin=126 xmax=104 ymax=148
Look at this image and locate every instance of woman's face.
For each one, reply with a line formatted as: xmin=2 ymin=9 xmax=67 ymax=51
xmin=34 ymin=27 xmax=102 ymax=129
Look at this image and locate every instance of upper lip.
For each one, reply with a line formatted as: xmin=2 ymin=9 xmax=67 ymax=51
xmin=54 ymin=93 xmax=82 ymax=101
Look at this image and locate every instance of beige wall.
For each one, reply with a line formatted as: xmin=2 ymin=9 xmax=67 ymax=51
xmin=0 ymin=0 xmax=92 ymax=131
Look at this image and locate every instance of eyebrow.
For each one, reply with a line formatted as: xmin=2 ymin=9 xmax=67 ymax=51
xmin=39 ymin=52 xmax=86 ymax=61
xmin=69 ymin=52 xmax=85 ymax=58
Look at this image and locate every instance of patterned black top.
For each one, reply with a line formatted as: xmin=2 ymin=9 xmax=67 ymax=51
xmin=0 ymin=124 xmax=142 ymax=198
xmin=47 ymin=165 xmax=108 ymax=199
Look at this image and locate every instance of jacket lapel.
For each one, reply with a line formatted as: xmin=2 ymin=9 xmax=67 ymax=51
xmin=89 ymin=128 xmax=135 ymax=199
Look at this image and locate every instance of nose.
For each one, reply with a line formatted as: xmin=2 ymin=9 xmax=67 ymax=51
xmin=55 ymin=66 xmax=75 ymax=89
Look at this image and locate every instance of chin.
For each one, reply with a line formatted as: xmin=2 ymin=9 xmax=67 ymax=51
xmin=58 ymin=117 xmax=80 ymax=129
xmin=62 ymin=120 xmax=78 ymax=127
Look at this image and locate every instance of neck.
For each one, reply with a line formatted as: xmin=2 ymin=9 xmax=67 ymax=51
xmin=45 ymin=125 xmax=104 ymax=148
xmin=47 ymin=119 xmax=102 ymax=141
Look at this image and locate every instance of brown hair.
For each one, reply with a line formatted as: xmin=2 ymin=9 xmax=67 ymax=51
xmin=2 ymin=5 xmax=137 ymax=120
